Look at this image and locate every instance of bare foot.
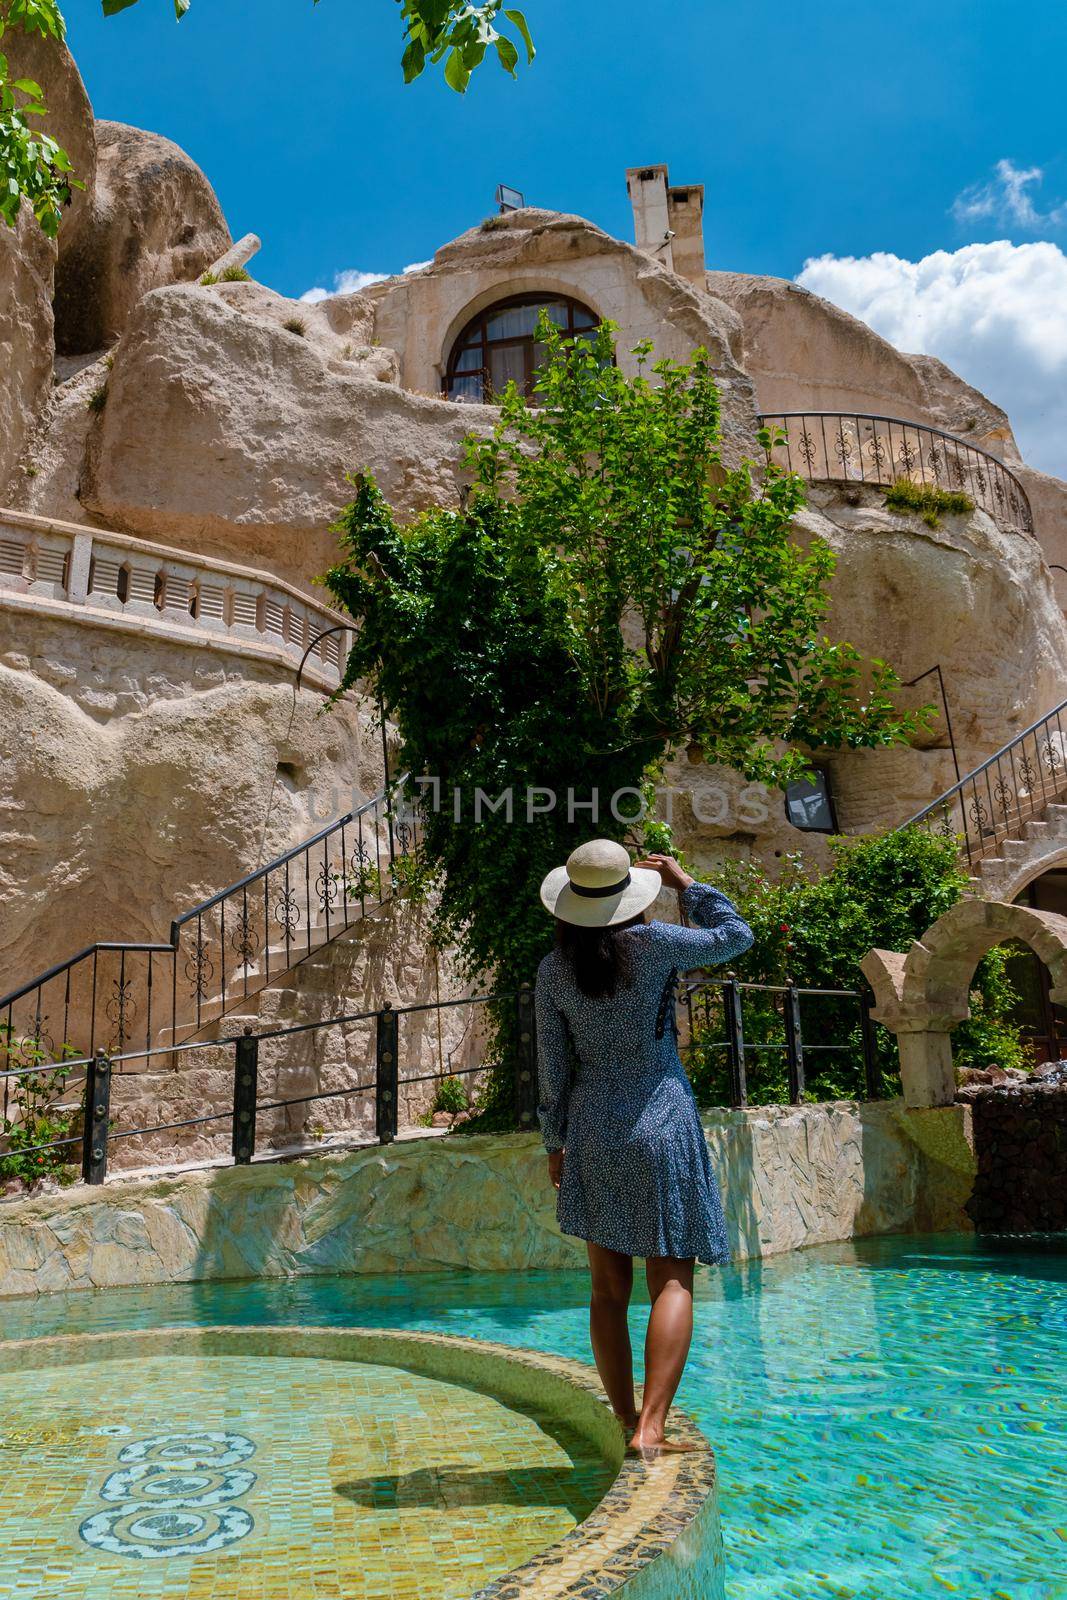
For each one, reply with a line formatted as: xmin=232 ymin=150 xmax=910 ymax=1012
xmin=627 ymin=1430 xmax=698 ymax=1460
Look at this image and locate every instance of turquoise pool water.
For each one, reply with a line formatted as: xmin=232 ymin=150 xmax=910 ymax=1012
xmin=2 ymin=1233 xmax=1064 ymax=1599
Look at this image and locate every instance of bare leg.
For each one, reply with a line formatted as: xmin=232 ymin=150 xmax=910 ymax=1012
xmin=630 ymin=1256 xmax=696 ymax=1453
xmin=586 ymin=1242 xmax=638 ymax=1431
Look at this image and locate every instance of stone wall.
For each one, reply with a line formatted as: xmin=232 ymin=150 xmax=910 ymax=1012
xmin=965 ymin=1084 xmax=1067 ymax=1233
xmin=0 ymin=1101 xmax=975 ymax=1297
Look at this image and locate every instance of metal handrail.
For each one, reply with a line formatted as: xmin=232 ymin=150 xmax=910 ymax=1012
xmin=0 ymin=972 xmax=886 ymax=1187
xmin=898 ymin=698 xmax=1067 ymax=864
xmin=170 ymin=778 xmax=409 ymax=931
xmin=904 ymin=699 xmax=1067 ymax=828
xmin=758 ymin=410 xmax=1034 ymax=538
xmin=0 ymin=777 xmax=418 ymax=1080
xmin=0 ymin=942 xmax=174 ymax=1012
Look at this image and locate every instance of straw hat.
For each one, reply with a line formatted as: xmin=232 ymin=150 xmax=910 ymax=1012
xmin=539 ymin=839 xmax=661 ymax=928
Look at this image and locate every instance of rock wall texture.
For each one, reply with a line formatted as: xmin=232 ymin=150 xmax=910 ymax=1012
xmin=965 ymin=1084 xmax=1067 ymax=1233
xmin=0 ymin=607 xmax=384 ymax=998
xmin=54 ymin=120 xmax=231 ymax=355
xmin=796 ymin=486 xmax=1067 ymax=834
xmin=0 ymin=1101 xmax=975 ymax=1297
xmin=79 ymin=284 xmax=481 ymax=587
xmin=0 ymin=208 xmax=55 ymax=495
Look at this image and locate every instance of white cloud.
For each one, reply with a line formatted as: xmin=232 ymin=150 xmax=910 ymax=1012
xmin=299 ymin=260 xmax=432 ymax=303
xmin=796 ymin=239 xmax=1067 ymax=478
xmin=951 ymin=159 xmax=1057 ymax=228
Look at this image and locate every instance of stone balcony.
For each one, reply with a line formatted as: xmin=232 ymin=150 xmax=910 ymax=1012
xmin=0 ymin=509 xmax=355 ymax=692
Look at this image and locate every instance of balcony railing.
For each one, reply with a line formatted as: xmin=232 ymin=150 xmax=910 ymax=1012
xmin=0 ymin=510 xmax=354 ymax=688
xmin=758 ymin=412 xmax=1034 ymax=539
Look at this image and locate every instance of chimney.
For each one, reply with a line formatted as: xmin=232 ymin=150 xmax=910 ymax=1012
xmin=626 ymin=164 xmax=705 ymax=284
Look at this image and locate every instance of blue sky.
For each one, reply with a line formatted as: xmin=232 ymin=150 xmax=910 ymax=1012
xmin=65 ymin=0 xmax=1067 ymax=472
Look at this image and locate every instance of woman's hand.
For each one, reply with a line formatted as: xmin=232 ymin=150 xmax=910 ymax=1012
xmin=547 ymin=1150 xmax=564 ymax=1190
xmin=634 ymin=853 xmax=694 ymax=893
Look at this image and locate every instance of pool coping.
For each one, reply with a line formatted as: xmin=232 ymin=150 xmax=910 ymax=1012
xmin=0 ymin=1323 xmax=718 ymax=1600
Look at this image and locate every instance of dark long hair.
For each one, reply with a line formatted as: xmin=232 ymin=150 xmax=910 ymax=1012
xmin=555 ymin=913 xmax=644 ymax=1000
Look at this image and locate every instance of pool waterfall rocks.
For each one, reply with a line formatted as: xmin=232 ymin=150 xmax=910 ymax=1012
xmin=0 ymin=1101 xmax=1063 ymax=1599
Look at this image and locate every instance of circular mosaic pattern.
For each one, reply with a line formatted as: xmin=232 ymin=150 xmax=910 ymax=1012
xmin=79 ymin=1431 xmax=257 ymax=1559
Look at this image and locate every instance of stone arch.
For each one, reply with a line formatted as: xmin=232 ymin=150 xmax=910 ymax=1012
xmin=977 ymin=840 xmax=1067 ymax=905
xmin=861 ymin=898 xmax=1067 ymax=1106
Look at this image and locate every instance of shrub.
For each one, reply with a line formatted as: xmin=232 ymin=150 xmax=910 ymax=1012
xmin=86 ymin=384 xmax=108 ymax=413
xmin=431 ymin=1075 xmax=469 ymax=1116
xmin=282 ymin=317 xmax=306 ymax=336
xmin=0 ymin=1024 xmax=80 ymax=1187
xmin=199 ymin=271 xmax=219 ymax=285
xmin=219 ymin=264 xmax=252 ymax=282
xmin=884 ymin=478 xmax=974 ymax=528
xmin=685 ymin=827 xmax=1030 ymax=1106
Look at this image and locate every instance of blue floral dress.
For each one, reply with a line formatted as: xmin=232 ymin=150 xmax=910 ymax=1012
xmin=535 ymin=883 xmax=753 ymax=1265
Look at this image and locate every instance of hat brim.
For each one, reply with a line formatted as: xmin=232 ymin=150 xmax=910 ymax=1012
xmin=539 ymin=865 xmax=663 ymax=928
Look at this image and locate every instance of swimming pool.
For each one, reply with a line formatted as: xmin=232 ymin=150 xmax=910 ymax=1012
xmin=2 ymin=1233 xmax=1064 ymax=1598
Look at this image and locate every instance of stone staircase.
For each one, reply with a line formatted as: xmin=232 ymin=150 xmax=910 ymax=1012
xmin=970 ymin=800 xmax=1067 ymax=901
xmin=902 ymin=697 xmax=1067 ymax=900
xmin=1 ymin=781 xmax=482 ymax=1172
xmin=105 ymin=894 xmax=477 ymax=1170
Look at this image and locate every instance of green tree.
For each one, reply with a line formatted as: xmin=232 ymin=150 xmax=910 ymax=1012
xmin=322 ymin=323 xmax=927 ymax=1121
xmin=1 ymin=0 xmax=533 ymax=236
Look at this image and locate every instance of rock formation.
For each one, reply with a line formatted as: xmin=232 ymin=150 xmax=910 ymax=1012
xmin=53 ymin=120 xmax=231 ymax=355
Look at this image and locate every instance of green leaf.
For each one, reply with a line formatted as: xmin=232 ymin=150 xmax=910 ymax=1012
xmin=401 ymin=37 xmax=426 ymax=81
xmin=12 ymin=78 xmax=43 ymax=96
xmin=494 ymin=34 xmax=518 ymax=74
xmin=504 ymin=7 xmax=535 ymax=63
xmin=101 ymin=0 xmax=140 ymax=15
xmin=173 ymin=0 xmax=190 ymax=16
xmin=443 ymin=46 xmax=470 ymax=93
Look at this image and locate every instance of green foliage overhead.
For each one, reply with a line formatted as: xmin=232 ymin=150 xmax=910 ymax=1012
xmin=685 ymin=827 xmax=1029 ymax=1106
xmin=0 ymin=0 xmax=82 ymax=235
xmin=1 ymin=0 xmax=533 ymax=237
xmin=322 ymin=324 xmax=925 ymax=1121
xmin=99 ymin=0 xmax=533 ymax=88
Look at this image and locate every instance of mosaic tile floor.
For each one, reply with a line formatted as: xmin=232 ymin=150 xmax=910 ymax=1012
xmin=3 ymin=1233 xmax=1063 ymax=1599
xmin=0 ymin=1352 xmax=615 ymax=1599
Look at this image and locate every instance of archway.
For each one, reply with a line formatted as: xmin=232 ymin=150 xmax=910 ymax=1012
xmin=861 ymin=898 xmax=1067 ymax=1106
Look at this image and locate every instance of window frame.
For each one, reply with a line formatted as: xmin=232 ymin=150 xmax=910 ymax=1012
xmin=443 ymin=292 xmax=600 ymax=405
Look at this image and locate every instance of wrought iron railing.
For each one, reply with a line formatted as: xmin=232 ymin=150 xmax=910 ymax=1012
xmin=0 ymin=968 xmax=886 ymax=1189
xmin=0 ymin=783 xmax=423 ymax=1116
xmin=682 ymin=972 xmax=882 ymax=1106
xmin=758 ymin=412 xmax=1034 ymax=539
xmin=900 ymin=699 xmax=1067 ymax=864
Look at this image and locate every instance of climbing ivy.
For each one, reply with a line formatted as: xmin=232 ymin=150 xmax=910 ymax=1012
xmin=322 ymin=323 xmax=927 ymax=1123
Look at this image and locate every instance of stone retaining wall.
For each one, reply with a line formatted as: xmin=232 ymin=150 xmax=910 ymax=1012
xmin=0 ymin=1100 xmax=975 ymax=1298
xmin=965 ymin=1085 xmax=1067 ymax=1233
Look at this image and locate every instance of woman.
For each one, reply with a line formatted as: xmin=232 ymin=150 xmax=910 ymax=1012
xmin=535 ymin=838 xmax=753 ymax=1456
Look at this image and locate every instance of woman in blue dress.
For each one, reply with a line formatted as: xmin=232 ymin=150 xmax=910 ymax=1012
xmin=535 ymin=838 xmax=753 ymax=1455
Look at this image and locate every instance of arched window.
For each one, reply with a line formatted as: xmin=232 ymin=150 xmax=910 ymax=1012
xmin=444 ymin=293 xmax=599 ymax=404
